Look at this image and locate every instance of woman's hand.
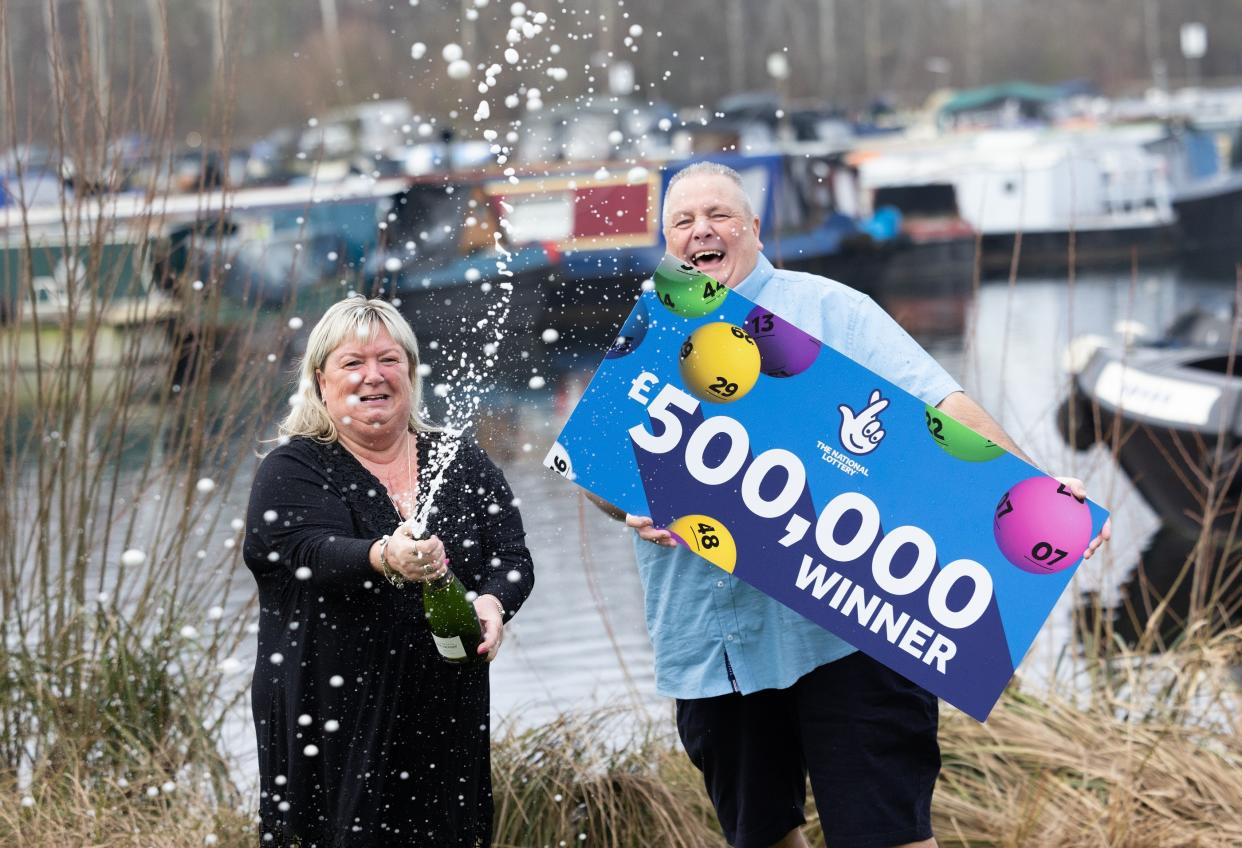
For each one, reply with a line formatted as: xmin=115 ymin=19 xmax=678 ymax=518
xmin=473 ymin=594 xmax=505 ymax=662
xmin=386 ymin=531 xmax=448 ymax=583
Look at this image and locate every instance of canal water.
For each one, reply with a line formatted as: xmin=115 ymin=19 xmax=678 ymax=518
xmin=40 ymin=259 xmax=1237 ymax=787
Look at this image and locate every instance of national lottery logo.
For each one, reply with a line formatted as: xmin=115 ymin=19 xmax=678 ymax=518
xmin=838 ymin=389 xmax=889 ymax=456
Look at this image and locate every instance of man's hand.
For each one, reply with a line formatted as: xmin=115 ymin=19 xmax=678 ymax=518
xmin=1055 ymin=476 xmax=1112 ymax=559
xmin=584 ymin=493 xmax=678 ymax=549
xmin=625 ymin=514 xmax=678 ymax=547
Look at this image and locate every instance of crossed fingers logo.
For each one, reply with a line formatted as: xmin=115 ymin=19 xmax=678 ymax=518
xmin=838 ymin=389 xmax=889 ymax=456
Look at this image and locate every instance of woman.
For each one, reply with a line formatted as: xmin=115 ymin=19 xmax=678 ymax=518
xmin=243 ymin=296 xmax=534 ymax=847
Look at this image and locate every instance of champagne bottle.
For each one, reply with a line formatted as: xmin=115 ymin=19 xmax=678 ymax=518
xmin=423 ymin=568 xmax=484 ymax=664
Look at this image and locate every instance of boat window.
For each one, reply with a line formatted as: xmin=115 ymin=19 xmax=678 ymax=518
xmin=153 ymin=219 xmax=240 ymax=291
xmin=1186 ymin=356 xmax=1238 ymax=375
xmin=386 ymin=186 xmax=474 ymax=259
xmin=458 ymin=188 xmax=496 ymax=254
xmin=787 ymin=157 xmax=835 ymax=229
xmin=873 ymin=184 xmax=958 ymax=217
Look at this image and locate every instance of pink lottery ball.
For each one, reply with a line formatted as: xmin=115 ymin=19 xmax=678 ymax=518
xmin=992 ymin=476 xmax=1093 ymax=574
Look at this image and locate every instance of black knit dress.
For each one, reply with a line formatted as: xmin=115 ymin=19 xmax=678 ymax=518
xmin=243 ymin=432 xmax=535 ymax=848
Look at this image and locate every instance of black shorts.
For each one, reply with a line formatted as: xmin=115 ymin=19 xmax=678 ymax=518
xmin=675 ymin=652 xmax=939 ymax=848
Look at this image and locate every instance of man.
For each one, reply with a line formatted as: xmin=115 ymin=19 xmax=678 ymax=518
xmin=592 ymin=161 xmax=1109 ymax=848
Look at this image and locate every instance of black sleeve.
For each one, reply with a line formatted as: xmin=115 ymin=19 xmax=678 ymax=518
xmin=243 ymin=443 xmax=379 ymax=590
xmin=462 ymin=441 xmax=535 ymax=622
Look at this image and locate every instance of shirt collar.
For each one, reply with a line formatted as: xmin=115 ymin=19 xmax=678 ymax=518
xmin=732 ymin=253 xmax=774 ymax=300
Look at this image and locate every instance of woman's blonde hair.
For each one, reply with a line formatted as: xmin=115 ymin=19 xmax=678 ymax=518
xmin=279 ymin=296 xmax=439 ymax=441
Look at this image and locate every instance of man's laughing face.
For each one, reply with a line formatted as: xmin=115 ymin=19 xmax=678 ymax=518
xmin=662 ymin=174 xmax=763 ymax=289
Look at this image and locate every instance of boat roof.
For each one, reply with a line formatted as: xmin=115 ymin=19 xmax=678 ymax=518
xmin=0 ymin=175 xmax=414 ymax=236
xmin=939 ymin=82 xmax=1065 ymax=116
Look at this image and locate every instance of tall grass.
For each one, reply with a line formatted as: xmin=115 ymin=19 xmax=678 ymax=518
xmin=491 ymin=708 xmax=722 ymax=847
xmin=0 ymin=1 xmax=307 ymax=842
xmin=935 ymin=631 xmax=1242 ymax=846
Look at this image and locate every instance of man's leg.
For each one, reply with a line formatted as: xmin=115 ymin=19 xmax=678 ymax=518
xmin=792 ymin=653 xmax=940 ymax=848
xmin=675 ymin=688 xmax=807 ymax=848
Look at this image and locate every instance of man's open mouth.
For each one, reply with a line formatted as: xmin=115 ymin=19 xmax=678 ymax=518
xmin=691 ymin=249 xmax=724 ymax=268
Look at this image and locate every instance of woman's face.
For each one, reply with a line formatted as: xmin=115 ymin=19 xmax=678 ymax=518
xmin=316 ymin=322 xmax=412 ymax=434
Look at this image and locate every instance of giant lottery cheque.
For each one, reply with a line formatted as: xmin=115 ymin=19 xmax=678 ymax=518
xmin=545 ymin=255 xmax=1109 ymax=721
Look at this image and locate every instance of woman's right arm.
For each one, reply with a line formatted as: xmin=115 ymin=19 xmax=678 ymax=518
xmin=243 ymin=447 xmax=384 ymax=589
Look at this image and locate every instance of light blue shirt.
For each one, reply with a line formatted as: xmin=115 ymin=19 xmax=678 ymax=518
xmin=633 ymin=254 xmax=963 ymax=699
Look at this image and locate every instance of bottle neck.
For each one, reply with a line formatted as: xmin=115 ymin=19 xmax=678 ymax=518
xmin=427 ymin=569 xmax=456 ymax=592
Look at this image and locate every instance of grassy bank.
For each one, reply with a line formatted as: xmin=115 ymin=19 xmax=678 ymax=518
xmin=2 ymin=625 xmax=1239 ymax=846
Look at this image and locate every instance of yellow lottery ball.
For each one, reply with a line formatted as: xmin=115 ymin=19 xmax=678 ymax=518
xmin=668 ymin=514 xmax=737 ymax=573
xmin=678 ymin=323 xmax=761 ymax=403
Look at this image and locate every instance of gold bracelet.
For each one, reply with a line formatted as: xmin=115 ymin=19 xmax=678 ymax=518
xmin=379 ymin=535 xmax=405 ymax=588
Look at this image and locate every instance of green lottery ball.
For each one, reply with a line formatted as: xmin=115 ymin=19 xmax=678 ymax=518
xmin=923 ymin=405 xmax=1004 ymax=462
xmin=654 ymin=260 xmax=728 ymax=318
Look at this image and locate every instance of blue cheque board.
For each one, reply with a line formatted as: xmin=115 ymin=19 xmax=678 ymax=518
xmin=545 ymin=257 xmax=1108 ymax=721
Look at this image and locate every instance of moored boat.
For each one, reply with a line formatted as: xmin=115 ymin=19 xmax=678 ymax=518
xmin=853 ymin=128 xmax=1179 ymax=274
xmin=1057 ymin=303 xmax=1241 ymax=539
xmin=2 ymin=257 xmax=180 ymax=407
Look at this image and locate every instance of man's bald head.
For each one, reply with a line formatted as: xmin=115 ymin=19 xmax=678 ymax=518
xmin=662 ymin=161 xmax=755 ymax=228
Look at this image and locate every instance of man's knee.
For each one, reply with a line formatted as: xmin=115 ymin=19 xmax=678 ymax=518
xmin=768 ymin=827 xmax=810 ymax=848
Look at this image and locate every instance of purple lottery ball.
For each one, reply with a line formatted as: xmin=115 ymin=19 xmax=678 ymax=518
xmin=743 ymin=306 xmax=821 ymax=377
xmin=993 ymin=476 xmax=1093 ymax=574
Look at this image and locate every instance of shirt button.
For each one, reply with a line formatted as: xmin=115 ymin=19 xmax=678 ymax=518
xmin=716 ymin=580 xmax=725 ymax=588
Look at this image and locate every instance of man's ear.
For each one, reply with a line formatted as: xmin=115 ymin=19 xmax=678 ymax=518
xmin=753 ymin=216 xmax=763 ymax=250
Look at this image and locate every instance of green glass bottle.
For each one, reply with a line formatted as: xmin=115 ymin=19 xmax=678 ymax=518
xmin=423 ymin=569 xmax=484 ymax=664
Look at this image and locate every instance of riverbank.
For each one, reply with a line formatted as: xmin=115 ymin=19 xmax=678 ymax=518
xmin=4 ymin=624 xmax=1239 ymax=847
